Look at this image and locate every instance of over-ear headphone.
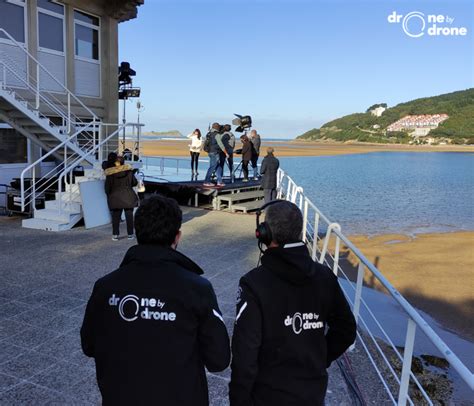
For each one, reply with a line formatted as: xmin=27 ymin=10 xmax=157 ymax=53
xmin=255 ymin=200 xmax=283 ymax=246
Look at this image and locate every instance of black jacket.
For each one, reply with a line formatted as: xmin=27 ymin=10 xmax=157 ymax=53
xmin=81 ymin=245 xmax=231 ymax=406
xmin=229 ymin=243 xmax=356 ymax=406
xmin=260 ymin=155 xmax=280 ymax=189
xmin=104 ymin=164 xmax=138 ymax=210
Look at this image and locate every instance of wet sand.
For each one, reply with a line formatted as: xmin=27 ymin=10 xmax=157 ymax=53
xmin=133 ymin=139 xmax=474 ymax=157
xmin=343 ymin=232 xmax=474 ymax=340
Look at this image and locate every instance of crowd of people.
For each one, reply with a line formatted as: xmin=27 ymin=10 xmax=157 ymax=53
xmin=186 ymin=123 xmax=263 ymax=186
xmin=81 ymin=195 xmax=357 ymax=405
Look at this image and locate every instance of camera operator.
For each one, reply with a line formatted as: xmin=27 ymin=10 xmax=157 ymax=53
xmin=222 ymin=124 xmax=235 ymax=182
xmin=249 ymin=129 xmax=261 ymax=180
xmin=203 ymin=123 xmax=225 ymax=187
xmin=229 ymin=200 xmax=356 ymax=406
xmin=81 ymin=195 xmax=230 ymax=405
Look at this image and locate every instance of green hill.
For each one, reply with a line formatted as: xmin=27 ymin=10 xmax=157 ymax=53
xmin=297 ymin=88 xmax=474 ymax=144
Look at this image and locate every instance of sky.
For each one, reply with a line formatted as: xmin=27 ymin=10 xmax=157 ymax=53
xmin=118 ymin=0 xmax=474 ymax=138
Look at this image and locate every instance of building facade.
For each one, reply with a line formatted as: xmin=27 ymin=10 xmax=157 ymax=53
xmin=0 ymin=0 xmax=142 ymax=207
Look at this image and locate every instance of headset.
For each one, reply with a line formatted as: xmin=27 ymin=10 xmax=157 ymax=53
xmin=255 ymin=200 xmax=284 ymax=247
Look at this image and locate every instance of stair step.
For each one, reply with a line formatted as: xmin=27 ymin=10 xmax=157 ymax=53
xmin=55 ymin=191 xmax=82 ymax=203
xmin=22 ymin=213 xmax=83 ymax=232
xmin=45 ymin=199 xmax=81 ymax=212
xmin=34 ymin=208 xmax=81 ymax=223
xmin=230 ymin=199 xmax=265 ymax=213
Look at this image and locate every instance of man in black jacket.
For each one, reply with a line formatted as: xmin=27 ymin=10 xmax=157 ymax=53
xmin=260 ymin=147 xmax=280 ymax=203
xmin=229 ymin=201 xmax=356 ymax=406
xmin=81 ymin=195 xmax=230 ymax=405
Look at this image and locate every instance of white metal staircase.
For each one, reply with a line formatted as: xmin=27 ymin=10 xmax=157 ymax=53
xmin=0 ymin=28 xmax=143 ymax=231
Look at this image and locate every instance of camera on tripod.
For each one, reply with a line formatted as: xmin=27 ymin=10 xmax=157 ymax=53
xmin=232 ymin=114 xmax=252 ymax=133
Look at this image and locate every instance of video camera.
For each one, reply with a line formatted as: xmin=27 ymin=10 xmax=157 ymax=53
xmin=232 ymin=114 xmax=252 ymax=133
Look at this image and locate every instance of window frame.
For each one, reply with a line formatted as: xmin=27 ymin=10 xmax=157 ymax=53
xmin=0 ymin=0 xmax=27 ymax=46
xmin=73 ymin=9 xmax=101 ymax=65
xmin=36 ymin=0 xmax=65 ymax=57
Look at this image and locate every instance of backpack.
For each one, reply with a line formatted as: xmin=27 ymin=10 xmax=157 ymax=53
xmin=203 ymin=131 xmax=212 ymax=153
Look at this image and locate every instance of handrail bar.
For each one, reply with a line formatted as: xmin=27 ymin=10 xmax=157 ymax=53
xmin=19 ymin=123 xmax=94 ymax=211
xmin=0 ymin=28 xmax=98 ymax=120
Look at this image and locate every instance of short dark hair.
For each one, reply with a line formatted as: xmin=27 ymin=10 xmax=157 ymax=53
xmin=135 ymin=195 xmax=182 ymax=246
xmin=265 ymin=201 xmax=303 ymax=244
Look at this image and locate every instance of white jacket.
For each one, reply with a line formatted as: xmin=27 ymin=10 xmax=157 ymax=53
xmin=187 ymin=133 xmax=203 ymax=152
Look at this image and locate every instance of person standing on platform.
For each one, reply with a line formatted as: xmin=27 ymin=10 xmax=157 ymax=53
xmin=239 ymin=135 xmax=252 ymax=182
xmin=216 ymin=126 xmax=231 ymax=185
xmin=187 ymin=129 xmax=203 ymax=177
xmin=249 ymin=129 xmax=261 ymax=180
xmin=223 ymin=124 xmax=235 ymax=182
xmin=104 ymin=156 xmax=138 ymax=241
xmin=203 ymin=123 xmax=225 ymax=187
xmin=260 ymin=147 xmax=280 ymax=203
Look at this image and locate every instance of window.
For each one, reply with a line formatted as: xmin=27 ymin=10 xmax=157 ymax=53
xmin=38 ymin=1 xmax=64 ymax=53
xmin=0 ymin=127 xmax=27 ymax=164
xmin=0 ymin=0 xmax=26 ymax=43
xmin=74 ymin=10 xmax=99 ymax=61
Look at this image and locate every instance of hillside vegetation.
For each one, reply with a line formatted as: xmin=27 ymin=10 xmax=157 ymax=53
xmin=297 ymin=88 xmax=474 ymax=144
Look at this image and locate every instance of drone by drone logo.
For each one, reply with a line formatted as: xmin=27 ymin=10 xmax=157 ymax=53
xmin=388 ymin=11 xmax=468 ymax=38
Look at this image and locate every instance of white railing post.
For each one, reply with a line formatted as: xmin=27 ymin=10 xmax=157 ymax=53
xmin=67 ymin=93 xmax=71 ymax=134
xmin=349 ymin=262 xmax=365 ymax=352
xmin=398 ymin=318 xmax=417 ymax=405
xmin=311 ymin=213 xmax=320 ymax=261
xmin=302 ymin=199 xmax=308 ymax=242
xmin=333 ymin=235 xmax=341 ymax=276
xmin=35 ymin=64 xmax=40 ymax=109
xmin=32 ymin=165 xmax=36 ymax=214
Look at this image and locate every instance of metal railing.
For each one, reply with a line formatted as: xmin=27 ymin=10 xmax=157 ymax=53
xmin=0 ymin=28 xmax=99 ymax=134
xmin=276 ymin=168 xmax=474 ymax=405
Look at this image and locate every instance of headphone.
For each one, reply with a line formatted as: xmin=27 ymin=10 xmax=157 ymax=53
xmin=255 ymin=200 xmax=284 ymax=246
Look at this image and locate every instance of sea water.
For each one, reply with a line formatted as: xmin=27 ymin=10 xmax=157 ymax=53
xmin=278 ymin=152 xmax=474 ymax=235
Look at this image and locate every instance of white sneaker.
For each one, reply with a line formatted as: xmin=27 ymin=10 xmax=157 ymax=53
xmin=128 ymin=235 xmax=135 ymax=240
xmin=112 ymin=235 xmax=119 ymax=241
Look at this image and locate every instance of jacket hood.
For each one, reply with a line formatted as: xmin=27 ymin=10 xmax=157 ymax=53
xmin=120 ymin=244 xmax=204 ymax=275
xmin=261 ymin=242 xmax=315 ymax=285
xmin=104 ymin=164 xmax=133 ymax=177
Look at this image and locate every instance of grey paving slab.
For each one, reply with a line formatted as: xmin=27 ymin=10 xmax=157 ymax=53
xmin=0 ymin=208 xmax=361 ymax=404
xmin=0 ymin=382 xmax=69 ymax=405
xmin=0 ymin=372 xmax=22 ymax=393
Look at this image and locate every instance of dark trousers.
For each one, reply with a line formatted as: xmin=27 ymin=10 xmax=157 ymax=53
xmin=242 ymin=160 xmax=249 ymax=180
xmin=111 ymin=208 xmax=134 ymax=236
xmin=227 ymin=154 xmax=233 ymax=174
xmin=251 ymin=154 xmax=259 ymax=178
xmin=190 ymin=151 xmax=200 ymax=172
xmin=264 ymin=188 xmax=277 ymax=204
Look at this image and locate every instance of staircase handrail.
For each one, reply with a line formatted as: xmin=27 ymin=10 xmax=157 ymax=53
xmin=19 ymin=122 xmax=96 ymax=211
xmin=57 ymin=123 xmax=140 ymax=215
xmin=0 ymin=28 xmax=98 ymax=121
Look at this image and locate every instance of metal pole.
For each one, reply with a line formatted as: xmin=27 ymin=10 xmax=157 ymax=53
xmin=311 ymin=213 xmax=320 ymax=261
xmin=398 ymin=318 xmax=417 ymax=405
xmin=302 ymin=199 xmax=308 ymax=243
xmin=32 ymin=165 xmax=36 ymax=214
xmin=35 ymin=64 xmax=40 ymax=109
xmin=333 ymin=235 xmax=341 ymax=276
xmin=67 ymin=93 xmax=71 ymax=134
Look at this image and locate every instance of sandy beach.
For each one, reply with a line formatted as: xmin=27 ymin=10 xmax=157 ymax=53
xmin=343 ymin=232 xmax=474 ymax=340
xmin=132 ymin=139 xmax=474 ymax=158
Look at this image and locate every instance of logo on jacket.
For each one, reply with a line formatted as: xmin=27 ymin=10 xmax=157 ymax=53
xmin=284 ymin=312 xmax=324 ymax=335
xmin=109 ymin=294 xmax=176 ymax=323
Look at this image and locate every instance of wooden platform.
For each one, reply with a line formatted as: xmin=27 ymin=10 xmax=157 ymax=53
xmin=144 ymin=176 xmax=263 ymax=212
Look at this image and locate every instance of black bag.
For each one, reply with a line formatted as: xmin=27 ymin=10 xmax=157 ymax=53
xmin=203 ymin=131 xmax=212 ymax=153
